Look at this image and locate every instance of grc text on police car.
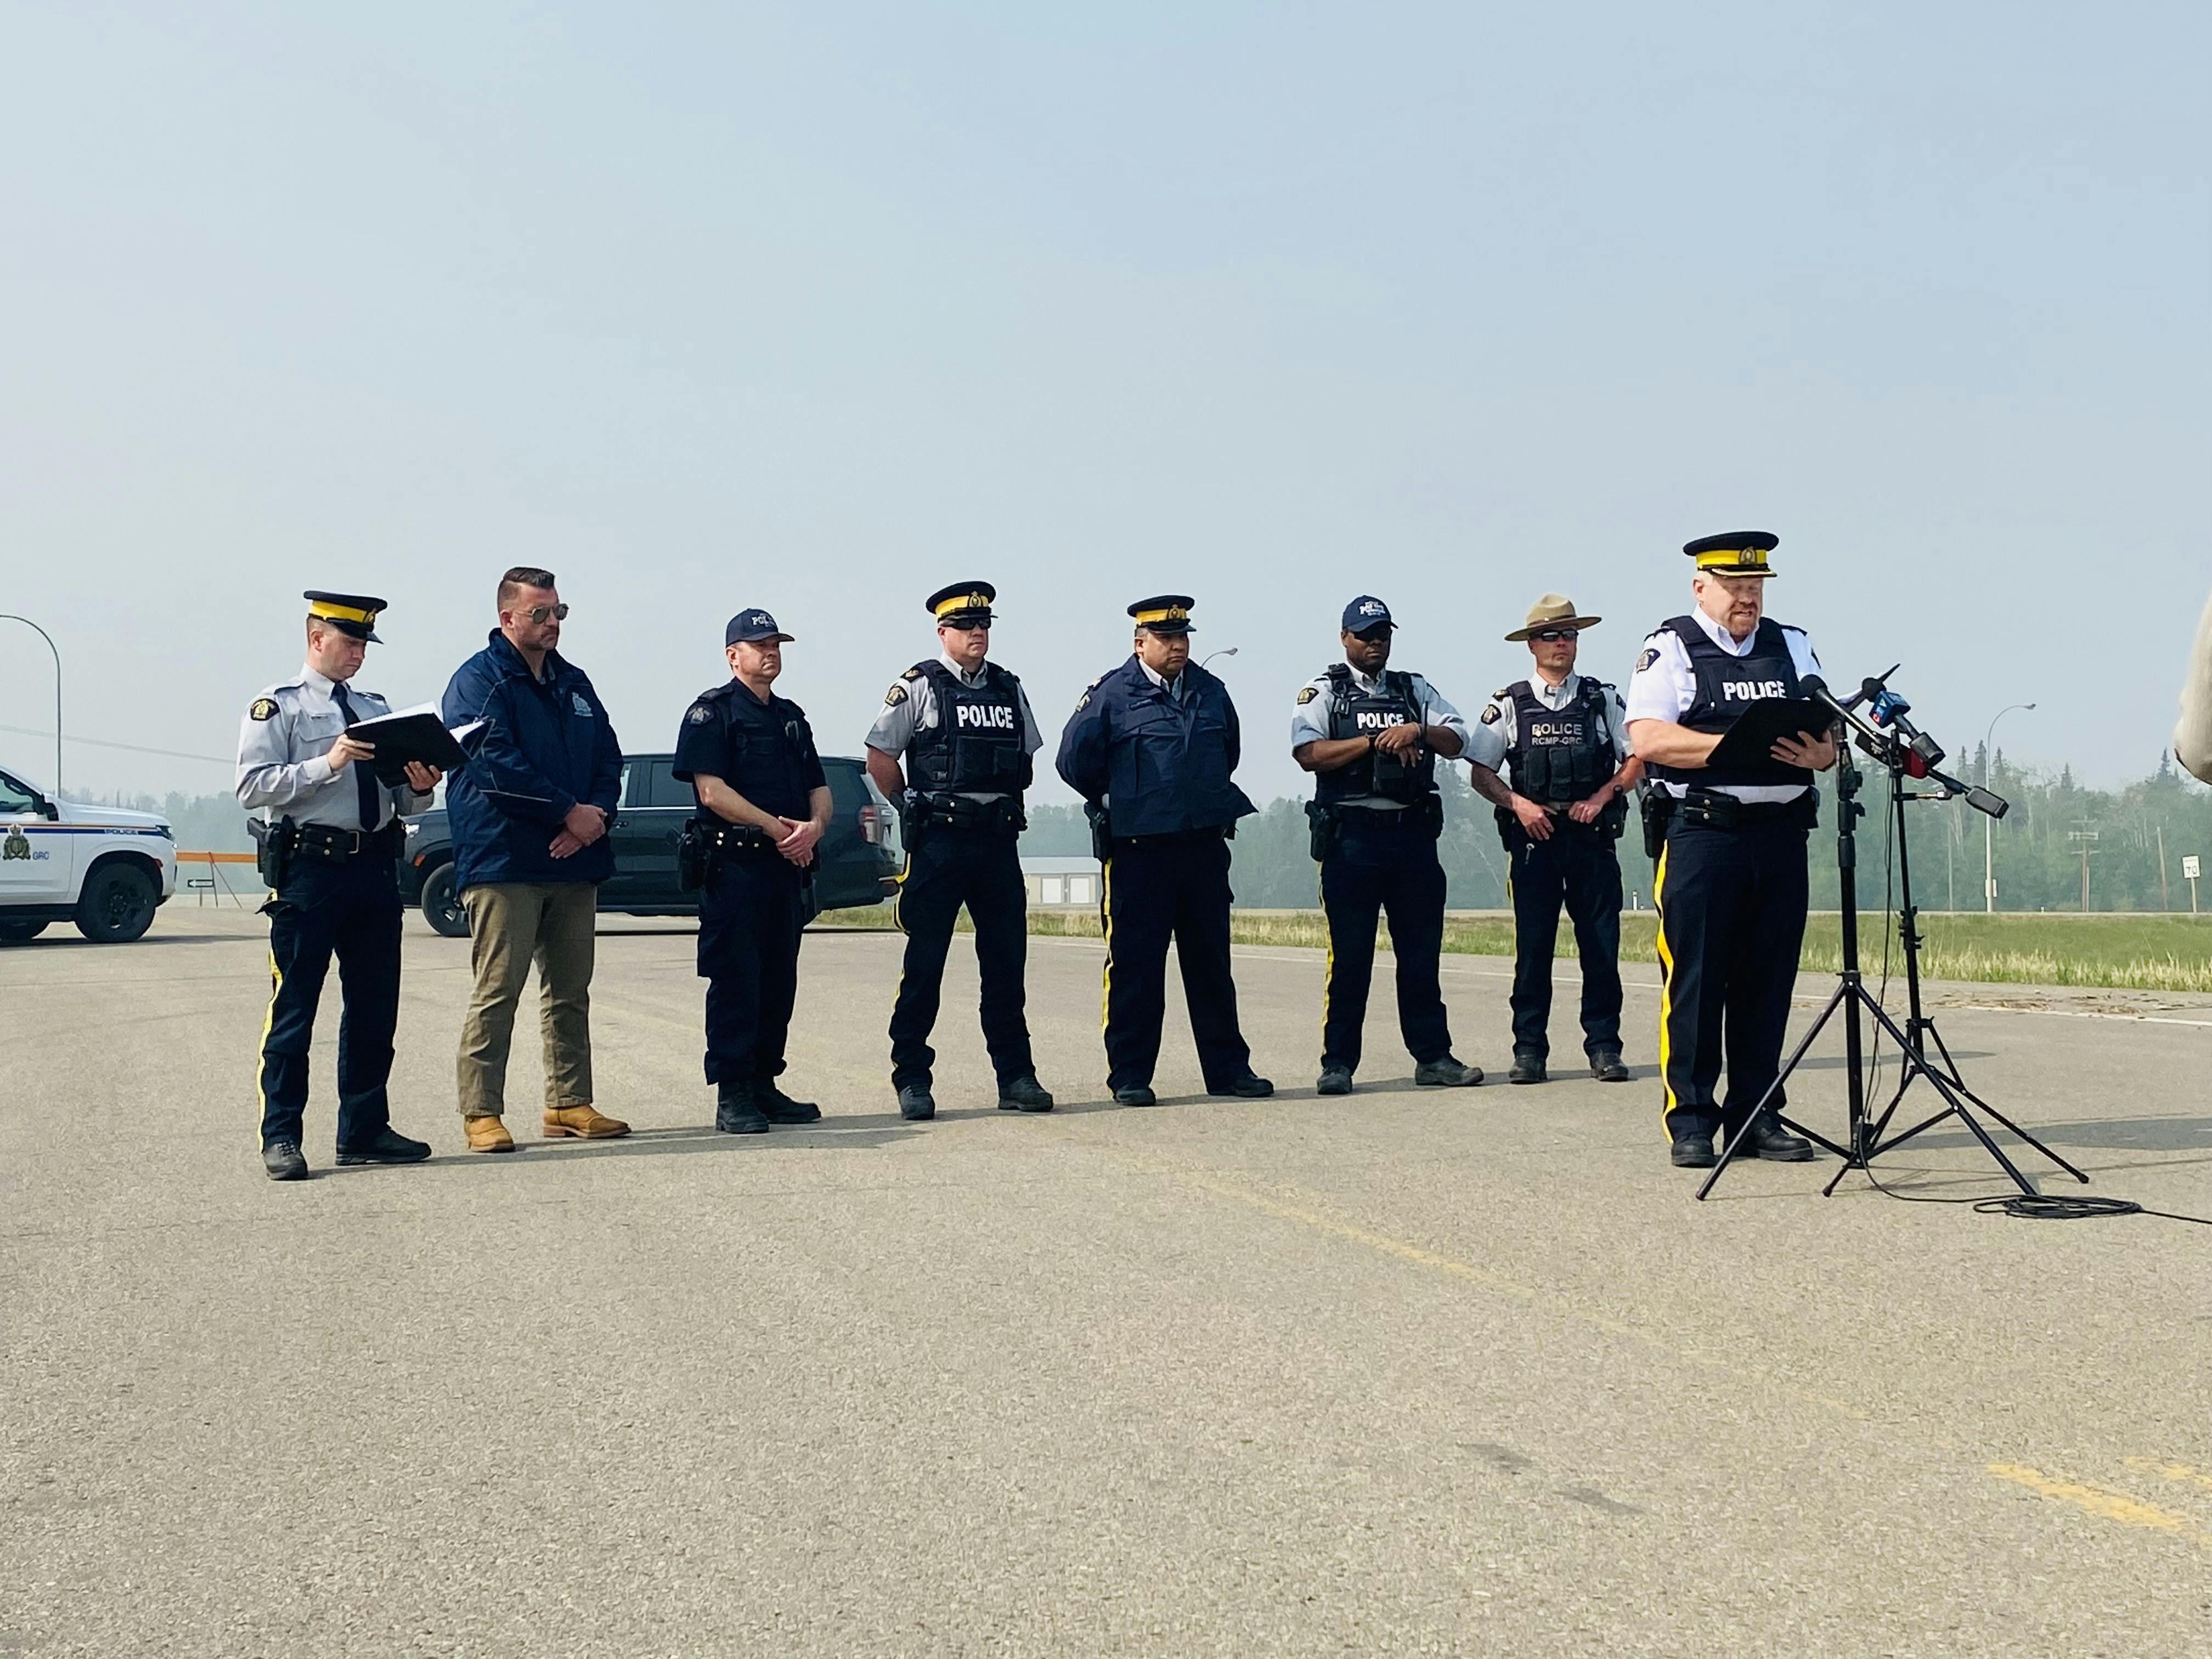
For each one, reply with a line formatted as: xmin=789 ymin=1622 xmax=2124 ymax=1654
xmin=0 ymin=765 xmax=176 ymax=943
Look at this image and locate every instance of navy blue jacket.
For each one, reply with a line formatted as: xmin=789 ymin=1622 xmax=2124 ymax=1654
xmin=1055 ymin=656 xmax=1256 ymax=838
xmin=441 ymin=631 xmax=623 ymax=889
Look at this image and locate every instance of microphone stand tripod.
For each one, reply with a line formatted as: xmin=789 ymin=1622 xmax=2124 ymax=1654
xmin=1818 ymin=724 xmax=2086 ymax=1197
xmin=1695 ymin=681 xmax=2084 ymax=1201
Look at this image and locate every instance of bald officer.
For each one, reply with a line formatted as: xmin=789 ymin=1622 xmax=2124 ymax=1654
xmin=1625 ymin=533 xmax=1838 ymax=1169
xmin=1463 ymin=595 xmax=1643 ymax=1086
xmin=1056 ymin=596 xmax=1272 ymax=1107
xmin=865 ymin=581 xmax=1054 ymax=1121
xmin=237 ymin=592 xmax=442 ymax=1181
xmin=1291 ymin=595 xmax=1483 ymax=1095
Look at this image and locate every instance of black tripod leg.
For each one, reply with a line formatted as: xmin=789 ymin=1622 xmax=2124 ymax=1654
xmin=1869 ymin=1018 xmax=2087 ymax=1182
xmin=1694 ymin=985 xmax=1845 ymax=1202
xmin=1852 ymin=998 xmax=2039 ymax=1195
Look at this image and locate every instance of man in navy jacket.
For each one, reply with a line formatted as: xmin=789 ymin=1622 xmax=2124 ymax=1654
xmin=441 ymin=567 xmax=629 ymax=1151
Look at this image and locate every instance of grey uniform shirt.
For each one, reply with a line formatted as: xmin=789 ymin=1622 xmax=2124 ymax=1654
xmin=1289 ymin=666 xmax=1470 ymax=810
xmin=1461 ymin=672 xmax=1633 ymax=778
xmin=235 ymin=664 xmax=433 ymax=831
xmin=1623 ymin=611 xmax=1824 ymax=804
xmin=864 ymin=651 xmax=1045 ymax=802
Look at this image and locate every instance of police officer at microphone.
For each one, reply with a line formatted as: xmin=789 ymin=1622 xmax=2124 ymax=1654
xmin=1463 ymin=595 xmax=1643 ymax=1086
xmin=1291 ymin=595 xmax=1483 ymax=1096
xmin=1625 ymin=533 xmax=1838 ymax=1169
xmin=865 ymin=581 xmax=1054 ymax=1121
xmin=1056 ymin=595 xmax=1272 ymax=1107
xmin=236 ymin=592 xmax=442 ymax=1181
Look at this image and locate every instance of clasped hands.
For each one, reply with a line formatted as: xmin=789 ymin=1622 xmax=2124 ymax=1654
xmin=1511 ymin=786 xmax=1617 ymax=842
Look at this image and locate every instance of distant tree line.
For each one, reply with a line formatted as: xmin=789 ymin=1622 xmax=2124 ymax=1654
xmin=105 ymin=746 xmax=2212 ymax=915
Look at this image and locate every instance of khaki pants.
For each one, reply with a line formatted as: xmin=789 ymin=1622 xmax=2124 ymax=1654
xmin=456 ymin=882 xmax=597 ymax=1118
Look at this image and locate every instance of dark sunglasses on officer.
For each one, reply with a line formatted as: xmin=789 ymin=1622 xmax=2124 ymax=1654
xmin=516 ymin=602 xmax=571 ymax=624
xmin=941 ymin=618 xmax=992 ymax=633
xmin=1530 ymin=627 xmax=1578 ymax=643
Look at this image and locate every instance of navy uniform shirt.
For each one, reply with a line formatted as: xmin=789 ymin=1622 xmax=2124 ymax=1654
xmin=672 ymin=678 xmax=827 ymax=823
xmin=1054 ymin=656 xmax=1256 ymax=838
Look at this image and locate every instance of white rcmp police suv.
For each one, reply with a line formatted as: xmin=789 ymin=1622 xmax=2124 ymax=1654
xmin=0 ymin=764 xmax=176 ymax=944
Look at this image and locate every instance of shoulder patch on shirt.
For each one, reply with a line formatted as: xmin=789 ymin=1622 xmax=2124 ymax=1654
xmin=1480 ymin=703 xmax=1502 ymax=725
xmin=1635 ymin=648 xmax=1661 ymax=673
xmin=249 ymin=697 xmax=279 ymax=722
xmin=687 ymin=703 xmax=715 ymax=725
xmin=1295 ymin=685 xmax=1319 ymax=706
xmin=883 ymin=682 xmax=909 ymax=707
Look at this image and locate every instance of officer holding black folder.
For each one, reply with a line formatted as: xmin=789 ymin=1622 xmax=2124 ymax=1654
xmin=1624 ymin=534 xmax=1837 ymax=1171
xmin=236 ymin=592 xmax=443 ymax=1181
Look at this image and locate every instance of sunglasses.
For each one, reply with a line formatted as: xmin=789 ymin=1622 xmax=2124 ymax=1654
xmin=944 ymin=619 xmax=992 ymax=633
xmin=1531 ymin=628 xmax=1578 ymax=643
xmin=520 ymin=603 xmax=570 ymax=624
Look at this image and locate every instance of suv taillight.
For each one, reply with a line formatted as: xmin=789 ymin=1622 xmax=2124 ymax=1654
xmin=859 ymin=803 xmax=882 ymax=845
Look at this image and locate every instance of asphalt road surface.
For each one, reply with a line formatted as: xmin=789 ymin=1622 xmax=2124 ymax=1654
xmin=5 ymin=907 xmax=2210 ymax=1657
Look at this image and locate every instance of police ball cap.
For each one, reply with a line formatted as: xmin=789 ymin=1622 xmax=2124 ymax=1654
xmin=726 ymin=608 xmax=795 ymax=645
xmin=1341 ymin=595 xmax=1394 ymax=635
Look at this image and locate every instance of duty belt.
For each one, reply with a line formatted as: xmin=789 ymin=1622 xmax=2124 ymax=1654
xmin=1334 ymin=804 xmax=1424 ymax=828
xmin=1655 ymin=788 xmax=1817 ymax=833
xmin=291 ymin=820 xmax=402 ymax=863
xmin=1110 ymin=825 xmax=1227 ymax=851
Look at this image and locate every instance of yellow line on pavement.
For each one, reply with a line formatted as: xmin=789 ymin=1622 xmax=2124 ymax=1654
xmin=2123 ymin=1457 xmax=2212 ymax=1492
xmin=1171 ymin=1169 xmax=1869 ymax=1423
xmin=1987 ymin=1463 xmax=2210 ymax=1543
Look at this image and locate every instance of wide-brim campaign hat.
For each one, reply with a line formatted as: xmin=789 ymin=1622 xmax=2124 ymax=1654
xmin=1505 ymin=594 xmax=1602 ymax=641
xmin=1683 ymin=530 xmax=1779 ymax=577
xmin=304 ymin=591 xmax=386 ymax=642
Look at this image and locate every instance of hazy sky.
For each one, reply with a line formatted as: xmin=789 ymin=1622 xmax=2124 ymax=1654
xmin=2 ymin=2 xmax=2203 ymax=808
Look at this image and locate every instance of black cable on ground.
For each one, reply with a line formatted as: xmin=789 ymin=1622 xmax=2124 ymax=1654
xmin=1973 ymin=1193 xmax=2212 ymax=1226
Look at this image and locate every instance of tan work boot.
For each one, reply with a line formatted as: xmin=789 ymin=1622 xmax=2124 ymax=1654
xmin=543 ymin=1104 xmax=629 ymax=1139
xmin=464 ymin=1115 xmax=516 ymax=1154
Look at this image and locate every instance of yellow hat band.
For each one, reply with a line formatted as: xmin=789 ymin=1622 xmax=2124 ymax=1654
xmin=1693 ymin=548 xmax=1773 ymax=572
xmin=308 ymin=600 xmax=380 ymax=625
xmin=1132 ymin=606 xmax=1190 ymax=625
xmin=933 ymin=592 xmax=992 ymax=619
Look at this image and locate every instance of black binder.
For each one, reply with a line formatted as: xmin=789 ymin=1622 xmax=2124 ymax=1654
xmin=345 ymin=704 xmax=486 ymax=787
xmin=1704 ymin=697 xmax=1833 ymax=774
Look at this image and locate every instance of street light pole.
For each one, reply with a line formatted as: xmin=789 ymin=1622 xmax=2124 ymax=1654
xmin=0 ymin=614 xmax=61 ymax=797
xmin=1982 ymin=702 xmax=2034 ymax=912
xmin=1200 ymin=647 xmax=1239 ymax=670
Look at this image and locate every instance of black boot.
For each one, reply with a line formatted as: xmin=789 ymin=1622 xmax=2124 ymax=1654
xmin=1414 ymin=1057 xmax=1483 ymax=1087
xmin=1669 ymin=1133 xmax=1716 ymax=1168
xmin=1588 ymin=1048 xmax=1630 ymax=1083
xmin=759 ymin=1084 xmax=821 ymax=1125
xmin=1315 ymin=1067 xmax=1353 ymax=1096
xmin=897 ymin=1083 xmax=936 ymax=1121
xmin=1508 ymin=1052 xmax=1547 ymax=1085
xmin=1209 ymin=1073 xmax=1274 ymax=1099
xmin=997 ymin=1076 xmax=1054 ymax=1113
xmin=335 ymin=1127 xmax=432 ymax=1165
xmin=715 ymin=1082 xmax=770 ymax=1135
xmin=261 ymin=1141 xmax=308 ymax=1181
xmin=1736 ymin=1114 xmax=1813 ymax=1161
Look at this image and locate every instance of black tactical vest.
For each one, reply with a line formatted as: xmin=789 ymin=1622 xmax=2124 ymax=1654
xmin=1503 ymin=677 xmax=1617 ymax=806
xmin=1315 ymin=665 xmax=1435 ymax=805
xmin=906 ymin=661 xmax=1032 ymax=796
xmin=1646 ymin=616 xmax=1813 ymax=791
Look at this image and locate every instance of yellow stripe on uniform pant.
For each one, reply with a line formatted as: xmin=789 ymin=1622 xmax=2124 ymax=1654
xmin=1652 ymin=839 xmax=1677 ymax=1132
xmin=1097 ymin=855 xmax=1115 ymax=1035
xmin=256 ymin=944 xmax=284 ymax=1115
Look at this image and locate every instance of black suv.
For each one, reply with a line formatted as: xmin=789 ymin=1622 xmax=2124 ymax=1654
xmin=398 ymin=752 xmax=900 ymax=937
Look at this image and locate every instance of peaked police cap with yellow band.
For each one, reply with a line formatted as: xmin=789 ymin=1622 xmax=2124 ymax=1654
xmin=303 ymin=590 xmax=386 ymax=642
xmin=1127 ymin=594 xmax=1196 ymax=635
xmin=927 ymin=580 xmax=996 ymax=625
xmin=1683 ymin=530 xmax=1780 ymax=578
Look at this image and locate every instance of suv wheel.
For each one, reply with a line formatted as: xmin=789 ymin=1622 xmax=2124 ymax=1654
xmin=0 ymin=918 xmax=49 ymax=944
xmin=420 ymin=862 xmax=470 ymax=938
xmin=74 ymin=862 xmax=159 ymax=943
